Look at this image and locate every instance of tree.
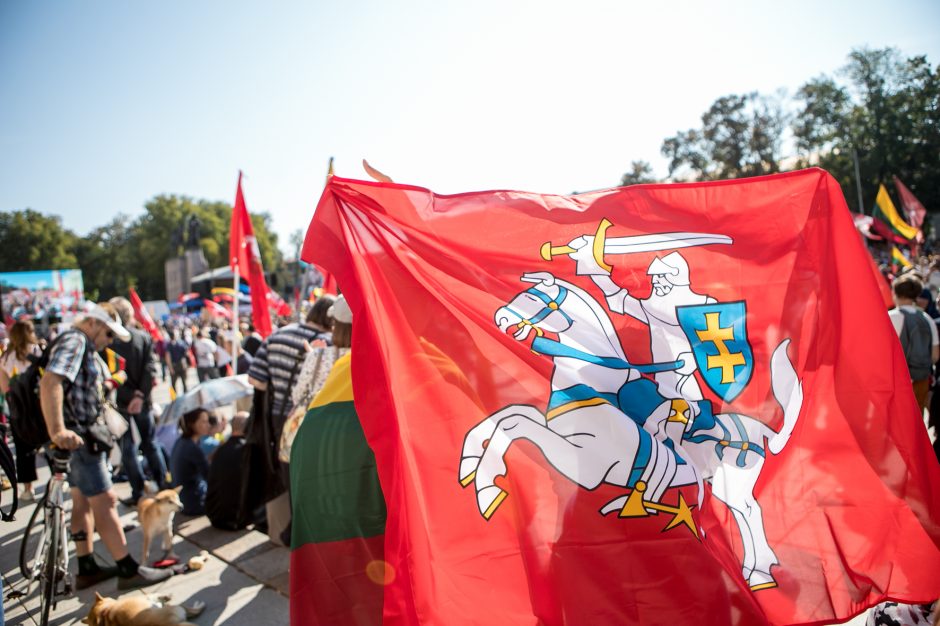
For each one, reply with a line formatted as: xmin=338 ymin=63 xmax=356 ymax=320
xmin=72 ymin=215 xmax=136 ymax=301
xmin=0 ymin=210 xmax=77 ymax=271
xmin=792 ymin=48 xmax=940 ymax=214
xmin=661 ymin=91 xmax=789 ymax=181
xmin=619 ymin=161 xmax=658 ymax=187
xmin=128 ymin=195 xmax=282 ymax=301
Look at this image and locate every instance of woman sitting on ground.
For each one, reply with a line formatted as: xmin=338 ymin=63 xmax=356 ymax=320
xmin=170 ymin=408 xmax=211 ymax=515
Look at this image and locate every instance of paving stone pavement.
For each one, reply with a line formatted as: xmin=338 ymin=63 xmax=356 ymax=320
xmin=1 ymin=369 xmax=290 ymax=626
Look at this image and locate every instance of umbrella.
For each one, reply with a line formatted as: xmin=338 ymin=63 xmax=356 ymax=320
xmin=159 ymin=375 xmax=254 ymax=425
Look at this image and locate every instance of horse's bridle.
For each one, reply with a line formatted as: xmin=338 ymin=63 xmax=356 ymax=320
xmin=505 ymin=287 xmax=574 ymax=336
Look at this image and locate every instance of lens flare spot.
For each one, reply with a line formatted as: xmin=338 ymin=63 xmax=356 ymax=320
xmin=366 ymin=560 xmax=394 ymax=586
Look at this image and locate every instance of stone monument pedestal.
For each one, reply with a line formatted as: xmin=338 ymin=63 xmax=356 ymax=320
xmin=165 ymin=248 xmax=209 ymax=301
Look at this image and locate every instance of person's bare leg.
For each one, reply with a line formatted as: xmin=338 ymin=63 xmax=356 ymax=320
xmin=87 ymin=490 xmax=129 ymax=561
xmin=70 ymin=488 xmax=94 ymax=557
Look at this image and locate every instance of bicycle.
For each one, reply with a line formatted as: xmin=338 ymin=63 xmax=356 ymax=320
xmin=18 ymin=446 xmax=73 ymax=626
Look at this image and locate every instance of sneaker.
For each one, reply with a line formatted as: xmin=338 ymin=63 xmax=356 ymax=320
xmin=19 ymin=489 xmax=35 ymax=503
xmin=117 ymin=565 xmax=173 ymax=590
xmin=75 ymin=566 xmax=119 ymax=590
xmin=119 ymin=496 xmax=138 ymax=507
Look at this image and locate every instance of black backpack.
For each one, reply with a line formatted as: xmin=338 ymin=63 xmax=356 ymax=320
xmin=6 ymin=330 xmax=86 ymax=451
xmin=899 ymin=309 xmax=934 ymax=381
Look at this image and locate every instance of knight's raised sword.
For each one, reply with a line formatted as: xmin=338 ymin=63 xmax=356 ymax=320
xmin=540 ymin=219 xmax=732 ymax=270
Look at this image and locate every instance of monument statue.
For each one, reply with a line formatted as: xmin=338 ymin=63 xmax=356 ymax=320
xmin=186 ymin=215 xmax=202 ymax=249
xmin=169 ymin=224 xmax=184 ymax=256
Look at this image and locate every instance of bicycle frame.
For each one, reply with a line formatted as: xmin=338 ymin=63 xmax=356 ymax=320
xmin=20 ymin=449 xmax=72 ymax=625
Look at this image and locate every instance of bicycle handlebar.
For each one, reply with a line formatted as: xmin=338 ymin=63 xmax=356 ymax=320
xmin=46 ymin=446 xmax=71 ymax=474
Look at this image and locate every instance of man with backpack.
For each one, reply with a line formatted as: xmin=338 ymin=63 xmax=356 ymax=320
xmin=38 ymin=303 xmax=172 ymax=590
xmin=889 ymin=273 xmax=939 ymax=414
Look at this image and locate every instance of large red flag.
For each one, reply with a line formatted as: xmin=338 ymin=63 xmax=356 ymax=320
xmin=128 ymin=287 xmax=161 ymax=342
xmin=229 ymin=172 xmax=273 ymax=337
xmin=302 ymin=169 xmax=940 ymax=626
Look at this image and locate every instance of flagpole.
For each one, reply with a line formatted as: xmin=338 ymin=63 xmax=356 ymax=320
xmin=232 ymin=267 xmax=239 ymax=373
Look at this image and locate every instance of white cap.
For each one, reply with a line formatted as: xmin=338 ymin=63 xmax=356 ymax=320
xmin=328 ymin=295 xmax=352 ymax=324
xmin=79 ymin=304 xmax=131 ymax=341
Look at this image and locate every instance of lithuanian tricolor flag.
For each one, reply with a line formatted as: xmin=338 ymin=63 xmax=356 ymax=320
xmin=892 ymin=246 xmax=913 ymax=269
xmin=289 ymin=352 xmax=387 ymax=626
xmin=872 ymin=184 xmax=919 ymax=243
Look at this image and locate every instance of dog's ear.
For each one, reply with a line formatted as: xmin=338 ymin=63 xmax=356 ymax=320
xmin=174 ymin=485 xmax=183 ymax=494
xmin=94 ymin=591 xmax=104 ymax=601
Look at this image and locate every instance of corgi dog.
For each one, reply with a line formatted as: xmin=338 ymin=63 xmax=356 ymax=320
xmin=81 ymin=592 xmax=205 ymax=626
xmin=137 ymin=487 xmax=183 ymax=565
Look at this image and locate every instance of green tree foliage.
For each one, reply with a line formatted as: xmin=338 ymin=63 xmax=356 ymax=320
xmin=130 ymin=195 xmax=282 ymax=300
xmin=0 ymin=210 xmax=78 ymax=271
xmin=620 ymin=161 xmax=658 ymax=187
xmin=0 ymin=196 xmax=282 ymax=302
xmin=793 ymin=48 xmax=940 ymax=214
xmin=661 ymin=91 xmax=789 ymax=181
xmin=71 ymin=215 xmax=136 ymax=302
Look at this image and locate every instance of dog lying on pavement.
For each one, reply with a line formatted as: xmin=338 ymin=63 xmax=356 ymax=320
xmin=81 ymin=592 xmax=205 ymax=626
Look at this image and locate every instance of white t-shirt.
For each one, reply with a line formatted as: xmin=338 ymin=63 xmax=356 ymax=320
xmin=193 ymin=337 xmax=217 ymax=368
xmin=888 ymin=305 xmax=939 ymax=346
xmin=0 ymin=345 xmax=40 ymax=377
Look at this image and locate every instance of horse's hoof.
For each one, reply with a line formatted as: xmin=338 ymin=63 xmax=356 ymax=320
xmin=458 ymin=458 xmax=479 ymax=488
xmin=477 ymin=486 xmax=507 ymax=520
xmin=748 ymin=570 xmax=777 ymax=591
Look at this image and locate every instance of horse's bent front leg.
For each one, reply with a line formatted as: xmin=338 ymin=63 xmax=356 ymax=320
xmin=472 ymin=413 xmax=612 ymax=520
xmin=459 ymin=405 xmax=547 ymax=488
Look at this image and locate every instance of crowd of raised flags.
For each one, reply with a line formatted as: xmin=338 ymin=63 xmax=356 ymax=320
xmin=854 ymin=175 xmax=930 ymax=272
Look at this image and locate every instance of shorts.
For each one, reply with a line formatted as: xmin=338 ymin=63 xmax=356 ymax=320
xmin=67 ymin=446 xmax=113 ymax=497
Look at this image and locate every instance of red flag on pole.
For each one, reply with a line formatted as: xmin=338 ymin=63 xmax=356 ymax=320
xmin=266 ymin=287 xmax=291 ymax=317
xmin=229 ymin=172 xmax=273 ymax=337
xmin=129 ymin=287 xmax=161 ymax=342
xmin=893 ymin=176 xmax=927 ymax=229
xmin=203 ymin=298 xmax=233 ymax=320
xmin=301 ymin=169 xmax=940 ymax=626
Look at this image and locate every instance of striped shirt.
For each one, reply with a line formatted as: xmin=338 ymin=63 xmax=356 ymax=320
xmin=45 ymin=330 xmax=110 ymax=429
xmin=248 ymin=323 xmax=327 ymax=425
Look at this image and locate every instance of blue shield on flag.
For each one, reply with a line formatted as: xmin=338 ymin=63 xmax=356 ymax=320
xmin=676 ymin=301 xmax=753 ymax=403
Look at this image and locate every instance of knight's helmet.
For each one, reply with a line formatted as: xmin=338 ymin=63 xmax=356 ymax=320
xmin=646 ymin=251 xmax=690 ymax=286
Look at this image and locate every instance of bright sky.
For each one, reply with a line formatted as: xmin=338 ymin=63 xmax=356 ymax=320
xmin=1 ymin=1 xmax=938 ymax=255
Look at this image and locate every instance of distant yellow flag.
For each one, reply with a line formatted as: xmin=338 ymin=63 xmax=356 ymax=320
xmin=875 ymin=184 xmax=919 ymax=241
xmin=892 ymin=246 xmax=913 ymax=268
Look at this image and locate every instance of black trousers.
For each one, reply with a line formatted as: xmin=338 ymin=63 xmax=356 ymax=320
xmin=12 ymin=428 xmax=37 ymax=484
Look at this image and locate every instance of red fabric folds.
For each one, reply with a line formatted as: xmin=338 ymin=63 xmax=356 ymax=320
xmin=128 ymin=287 xmax=161 ymax=342
xmin=302 ymin=169 xmax=940 ymax=626
xmin=229 ymin=172 xmax=273 ymax=338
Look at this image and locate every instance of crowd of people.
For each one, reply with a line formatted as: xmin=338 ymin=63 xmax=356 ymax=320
xmin=0 ymin=289 xmax=376 ymax=592
xmin=0 ymin=257 xmax=936 ymax=623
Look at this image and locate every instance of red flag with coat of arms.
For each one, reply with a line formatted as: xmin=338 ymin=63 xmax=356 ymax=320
xmin=229 ymin=172 xmax=273 ymax=338
xmin=301 ymin=168 xmax=940 ymax=625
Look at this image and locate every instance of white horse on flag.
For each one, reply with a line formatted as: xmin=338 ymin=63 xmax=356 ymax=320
xmin=458 ymin=272 xmax=803 ymax=590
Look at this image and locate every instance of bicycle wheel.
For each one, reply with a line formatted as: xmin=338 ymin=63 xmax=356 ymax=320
xmin=39 ymin=505 xmax=60 ymax=626
xmin=19 ymin=492 xmax=49 ymax=579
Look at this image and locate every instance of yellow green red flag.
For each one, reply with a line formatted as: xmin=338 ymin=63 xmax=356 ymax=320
xmin=874 ymin=184 xmax=919 ymax=241
xmin=892 ymin=246 xmax=913 ymax=268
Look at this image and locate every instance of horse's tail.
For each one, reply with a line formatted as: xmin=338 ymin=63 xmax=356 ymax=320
xmin=766 ymin=339 xmax=803 ymax=455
